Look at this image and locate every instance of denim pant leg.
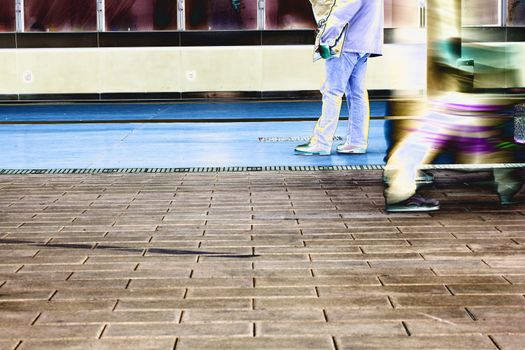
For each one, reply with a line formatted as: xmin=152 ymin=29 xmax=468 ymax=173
xmin=312 ymin=52 xmax=358 ymax=148
xmin=345 ymin=53 xmax=370 ymax=146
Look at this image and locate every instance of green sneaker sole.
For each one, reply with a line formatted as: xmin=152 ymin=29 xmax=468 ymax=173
xmin=294 ymin=150 xmax=331 ymax=156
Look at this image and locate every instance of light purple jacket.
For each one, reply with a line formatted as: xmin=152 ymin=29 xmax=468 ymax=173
xmin=317 ymin=0 xmax=383 ymax=58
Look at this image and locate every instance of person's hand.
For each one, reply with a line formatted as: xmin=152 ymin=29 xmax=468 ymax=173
xmin=232 ymin=0 xmax=241 ymax=12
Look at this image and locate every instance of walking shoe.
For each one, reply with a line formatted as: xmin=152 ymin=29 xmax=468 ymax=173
xmin=386 ymin=195 xmax=440 ymax=212
xmin=500 ymin=194 xmax=524 ymax=205
xmin=336 ymin=144 xmax=367 ymax=154
xmin=383 ymin=171 xmax=434 ymax=184
xmin=295 ymin=142 xmax=331 ymax=156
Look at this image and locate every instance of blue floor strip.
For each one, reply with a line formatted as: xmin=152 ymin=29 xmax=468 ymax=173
xmin=0 ymin=120 xmax=388 ymax=169
xmin=0 ymin=101 xmax=387 ymax=123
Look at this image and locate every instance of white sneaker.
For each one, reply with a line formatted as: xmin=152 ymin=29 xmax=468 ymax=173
xmin=336 ymin=144 xmax=367 ymax=154
xmin=295 ymin=141 xmax=331 ymax=156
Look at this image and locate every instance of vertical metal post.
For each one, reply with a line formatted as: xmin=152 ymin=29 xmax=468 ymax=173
xmin=257 ymin=0 xmax=265 ymax=30
xmin=97 ymin=0 xmax=105 ymax=31
xmin=178 ymin=0 xmax=185 ymax=31
xmin=15 ymin=0 xmax=24 ymax=32
xmin=501 ymin=0 xmax=508 ymax=26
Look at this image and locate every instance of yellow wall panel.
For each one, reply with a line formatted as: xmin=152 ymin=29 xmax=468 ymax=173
xmin=16 ymin=49 xmax=101 ymax=94
xmin=180 ymin=47 xmax=262 ymax=92
xmin=100 ymin=48 xmax=181 ymax=93
xmin=0 ymin=51 xmax=18 ymax=94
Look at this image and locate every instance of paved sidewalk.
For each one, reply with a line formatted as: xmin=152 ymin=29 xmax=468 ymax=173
xmin=0 ymin=170 xmax=524 ymax=350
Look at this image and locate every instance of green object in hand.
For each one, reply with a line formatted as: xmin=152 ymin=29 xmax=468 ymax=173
xmin=232 ymin=0 xmax=241 ymax=11
xmin=318 ymin=45 xmax=333 ymax=59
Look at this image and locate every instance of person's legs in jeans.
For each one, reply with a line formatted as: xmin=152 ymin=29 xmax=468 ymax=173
xmin=309 ymin=52 xmax=359 ymax=150
xmin=343 ymin=53 xmax=370 ymax=149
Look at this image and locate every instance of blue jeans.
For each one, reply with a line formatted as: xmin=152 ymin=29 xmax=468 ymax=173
xmin=311 ymin=52 xmax=370 ymax=149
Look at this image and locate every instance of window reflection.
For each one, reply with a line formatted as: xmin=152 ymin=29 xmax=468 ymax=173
xmin=384 ymin=0 xmax=420 ymax=28
xmin=24 ymin=0 xmax=97 ymax=32
xmin=106 ymin=0 xmax=178 ymax=31
xmin=462 ymin=0 xmax=500 ymax=26
xmin=265 ymin=0 xmax=316 ymax=29
xmin=509 ymin=0 xmax=525 ymax=26
xmin=185 ymin=0 xmax=257 ymax=30
xmin=0 ymin=0 xmax=15 ymax=32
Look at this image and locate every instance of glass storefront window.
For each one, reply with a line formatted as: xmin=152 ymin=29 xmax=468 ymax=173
xmin=462 ymin=0 xmax=500 ymax=26
xmin=508 ymin=0 xmax=525 ymax=26
xmin=265 ymin=0 xmax=316 ymax=30
xmin=106 ymin=0 xmax=178 ymax=31
xmin=24 ymin=0 xmax=97 ymax=32
xmin=384 ymin=0 xmax=421 ymax=28
xmin=185 ymin=0 xmax=257 ymax=30
xmin=0 ymin=0 xmax=15 ymax=32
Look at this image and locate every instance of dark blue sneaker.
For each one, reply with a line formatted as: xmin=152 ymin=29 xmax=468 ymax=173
xmin=386 ymin=195 xmax=440 ymax=212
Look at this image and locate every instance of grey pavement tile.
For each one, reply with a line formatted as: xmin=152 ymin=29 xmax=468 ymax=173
xmin=312 ymin=267 xmax=435 ymax=277
xmin=0 ymin=300 xmax=116 ymax=312
xmin=53 ymin=288 xmax=186 ymax=301
xmin=335 ymin=335 xmax=496 ymax=350
xmin=20 ymin=263 xmax=138 ymax=273
xmin=182 ymin=309 xmax=325 ymax=323
xmin=84 ymin=256 xmax=198 ymax=264
xmin=176 ymin=336 xmax=333 ymax=350
xmin=0 ymin=272 xmax=71 ymax=281
xmin=68 ymin=269 xmax=191 ymax=280
xmin=361 ymin=245 xmax=471 ymax=254
xmin=0 ymin=341 xmax=19 ymax=350
xmin=468 ymin=307 xmax=525 ymax=321
xmin=325 ymin=307 xmax=470 ymax=322
xmin=317 ymin=285 xmax=449 ymax=297
xmin=258 ymin=321 xmax=405 ymax=336
xmin=191 ymin=268 xmax=313 ymax=278
xmin=368 ymin=259 xmax=488 ymax=269
xmin=254 ymin=246 xmax=361 ymax=254
xmin=186 ymin=287 xmax=316 ymax=299
xmin=0 ymin=250 xmax=39 ymax=257
xmin=255 ymin=276 xmax=380 ymax=287
xmin=17 ymin=339 xmax=176 ymax=350
xmin=0 ymin=257 xmax=90 ymax=266
xmin=379 ymin=275 xmax=508 ymax=285
xmin=405 ymin=319 xmax=525 ymax=335
xmin=435 ymin=268 xmax=525 ymax=276
xmin=0 ymin=325 xmax=102 ymax=340
xmin=255 ymin=296 xmax=391 ymax=310
xmin=310 ymin=253 xmax=423 ymax=261
xmin=448 ymin=284 xmax=525 ymax=295
xmin=104 ymin=322 xmax=252 ymax=338
xmin=491 ymin=335 xmax=525 ymax=350
xmin=0 ymin=265 xmax=21 ymax=273
xmin=128 ymin=278 xmax=253 ymax=289
xmin=117 ymin=298 xmax=252 ymax=311
xmin=254 ymin=261 xmax=369 ymax=270
xmin=392 ymin=295 xmax=525 ymax=308
xmin=0 ymin=311 xmax=39 ymax=326
xmin=1 ymin=279 xmax=129 ymax=291
xmin=137 ymin=261 xmax=253 ymax=270
xmin=504 ymin=275 xmax=525 ymax=283
xmin=37 ymin=310 xmax=180 ymax=324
